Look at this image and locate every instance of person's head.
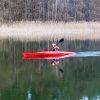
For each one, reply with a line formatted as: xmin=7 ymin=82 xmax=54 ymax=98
xmin=52 ymin=43 xmax=56 ymax=47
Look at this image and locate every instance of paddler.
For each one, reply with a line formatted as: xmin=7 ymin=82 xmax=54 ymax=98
xmin=52 ymin=43 xmax=60 ymax=51
xmin=51 ymin=38 xmax=64 ymax=68
xmin=51 ymin=43 xmax=60 ymax=66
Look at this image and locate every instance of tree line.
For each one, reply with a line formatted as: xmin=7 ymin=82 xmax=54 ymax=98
xmin=0 ymin=0 xmax=100 ymax=22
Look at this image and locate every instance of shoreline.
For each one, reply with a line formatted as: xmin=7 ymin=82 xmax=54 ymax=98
xmin=0 ymin=21 xmax=100 ymax=41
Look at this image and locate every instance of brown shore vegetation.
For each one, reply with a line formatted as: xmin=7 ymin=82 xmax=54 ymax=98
xmin=0 ymin=21 xmax=100 ymax=41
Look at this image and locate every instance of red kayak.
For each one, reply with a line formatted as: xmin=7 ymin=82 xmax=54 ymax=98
xmin=22 ymin=51 xmax=75 ymax=60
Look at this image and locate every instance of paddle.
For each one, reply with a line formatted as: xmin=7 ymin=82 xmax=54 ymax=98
xmin=58 ymin=67 xmax=63 ymax=73
xmin=56 ymin=38 xmax=64 ymax=45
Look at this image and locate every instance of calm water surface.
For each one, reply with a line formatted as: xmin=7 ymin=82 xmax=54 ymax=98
xmin=0 ymin=39 xmax=100 ymax=100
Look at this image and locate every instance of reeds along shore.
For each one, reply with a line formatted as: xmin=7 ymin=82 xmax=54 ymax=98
xmin=0 ymin=21 xmax=100 ymax=41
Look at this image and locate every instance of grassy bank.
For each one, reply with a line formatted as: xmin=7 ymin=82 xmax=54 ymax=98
xmin=0 ymin=21 xmax=100 ymax=41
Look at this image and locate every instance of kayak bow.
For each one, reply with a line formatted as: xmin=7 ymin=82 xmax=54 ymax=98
xmin=22 ymin=51 xmax=75 ymax=60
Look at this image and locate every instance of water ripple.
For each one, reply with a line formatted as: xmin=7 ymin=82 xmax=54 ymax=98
xmin=75 ymin=51 xmax=100 ymax=57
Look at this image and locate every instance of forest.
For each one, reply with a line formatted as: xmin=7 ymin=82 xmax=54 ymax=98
xmin=0 ymin=0 xmax=100 ymax=22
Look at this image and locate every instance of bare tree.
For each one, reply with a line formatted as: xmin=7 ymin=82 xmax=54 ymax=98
xmin=0 ymin=0 xmax=100 ymax=22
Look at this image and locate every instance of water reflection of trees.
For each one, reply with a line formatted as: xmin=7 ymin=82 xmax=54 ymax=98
xmin=0 ymin=39 xmax=100 ymax=100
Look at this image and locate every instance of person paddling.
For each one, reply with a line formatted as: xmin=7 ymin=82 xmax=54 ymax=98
xmin=52 ymin=43 xmax=60 ymax=51
xmin=51 ymin=38 xmax=64 ymax=69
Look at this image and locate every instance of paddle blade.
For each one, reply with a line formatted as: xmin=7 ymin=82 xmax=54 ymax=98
xmin=59 ymin=38 xmax=64 ymax=42
xmin=57 ymin=38 xmax=64 ymax=45
xmin=59 ymin=68 xmax=63 ymax=73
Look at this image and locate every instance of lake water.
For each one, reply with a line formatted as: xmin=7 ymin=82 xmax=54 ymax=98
xmin=0 ymin=39 xmax=100 ymax=100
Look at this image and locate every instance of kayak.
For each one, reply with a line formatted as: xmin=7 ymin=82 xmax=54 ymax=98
xmin=22 ymin=51 xmax=75 ymax=60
